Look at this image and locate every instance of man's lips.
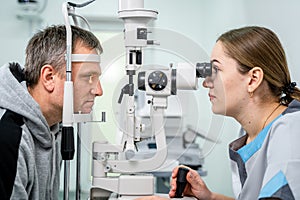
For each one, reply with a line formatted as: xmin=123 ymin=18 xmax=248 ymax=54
xmin=85 ymin=100 xmax=94 ymax=107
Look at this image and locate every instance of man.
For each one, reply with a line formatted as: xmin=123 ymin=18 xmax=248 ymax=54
xmin=0 ymin=25 xmax=103 ymax=199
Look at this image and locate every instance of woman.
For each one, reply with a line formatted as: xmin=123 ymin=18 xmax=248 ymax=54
xmin=173 ymin=26 xmax=300 ymax=200
xmin=140 ymin=26 xmax=300 ymax=200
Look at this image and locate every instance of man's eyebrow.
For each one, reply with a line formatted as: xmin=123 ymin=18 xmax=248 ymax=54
xmin=79 ymin=68 xmax=101 ymax=74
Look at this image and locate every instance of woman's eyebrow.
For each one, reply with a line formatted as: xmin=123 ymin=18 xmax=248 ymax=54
xmin=210 ymin=59 xmax=220 ymax=64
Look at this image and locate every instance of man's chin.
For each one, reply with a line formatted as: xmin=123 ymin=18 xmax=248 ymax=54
xmin=75 ymin=102 xmax=94 ymax=114
xmin=74 ymin=107 xmax=93 ymax=114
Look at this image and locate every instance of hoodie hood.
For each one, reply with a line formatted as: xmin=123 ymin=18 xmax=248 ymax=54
xmin=0 ymin=63 xmax=54 ymax=148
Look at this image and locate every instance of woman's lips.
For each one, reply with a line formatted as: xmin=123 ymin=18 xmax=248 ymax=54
xmin=208 ymin=93 xmax=216 ymax=101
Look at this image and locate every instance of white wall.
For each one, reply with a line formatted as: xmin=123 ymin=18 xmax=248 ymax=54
xmin=1 ymin=0 xmax=300 ymax=197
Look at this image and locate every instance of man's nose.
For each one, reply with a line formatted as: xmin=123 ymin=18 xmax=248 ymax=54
xmin=91 ymin=80 xmax=103 ymax=96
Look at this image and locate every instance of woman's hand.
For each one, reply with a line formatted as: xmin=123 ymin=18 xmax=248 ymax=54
xmin=169 ymin=166 xmax=213 ymax=200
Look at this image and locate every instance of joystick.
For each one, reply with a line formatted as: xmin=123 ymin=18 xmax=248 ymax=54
xmin=175 ymin=167 xmax=190 ymax=198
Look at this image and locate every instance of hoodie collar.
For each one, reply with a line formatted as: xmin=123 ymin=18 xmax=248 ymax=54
xmin=283 ymin=99 xmax=300 ymax=115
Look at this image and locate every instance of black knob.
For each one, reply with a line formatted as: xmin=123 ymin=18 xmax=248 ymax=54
xmin=137 ymin=71 xmax=146 ymax=91
xmin=175 ymin=167 xmax=190 ymax=198
xmin=61 ymin=126 xmax=75 ymax=160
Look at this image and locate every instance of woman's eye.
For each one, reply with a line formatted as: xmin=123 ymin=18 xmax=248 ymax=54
xmin=213 ymin=65 xmax=219 ymax=73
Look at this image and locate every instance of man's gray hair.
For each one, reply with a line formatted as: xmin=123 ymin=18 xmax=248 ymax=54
xmin=24 ymin=25 xmax=103 ymax=87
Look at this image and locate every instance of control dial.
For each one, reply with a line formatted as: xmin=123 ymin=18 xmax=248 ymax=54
xmin=148 ymin=71 xmax=168 ymax=91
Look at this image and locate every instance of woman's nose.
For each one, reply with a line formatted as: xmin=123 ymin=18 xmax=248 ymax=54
xmin=202 ymin=77 xmax=213 ymax=88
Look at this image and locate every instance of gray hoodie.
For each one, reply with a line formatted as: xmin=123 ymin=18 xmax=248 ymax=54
xmin=0 ymin=63 xmax=61 ymax=200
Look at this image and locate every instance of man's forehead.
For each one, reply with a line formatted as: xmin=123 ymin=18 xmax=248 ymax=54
xmin=75 ymin=62 xmax=102 ymax=75
xmin=73 ymin=42 xmax=98 ymax=54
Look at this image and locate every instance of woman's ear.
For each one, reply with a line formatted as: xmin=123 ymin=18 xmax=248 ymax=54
xmin=40 ymin=65 xmax=55 ymax=92
xmin=247 ymin=66 xmax=264 ymax=93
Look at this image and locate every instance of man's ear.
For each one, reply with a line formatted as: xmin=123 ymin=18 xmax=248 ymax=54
xmin=247 ymin=66 xmax=264 ymax=93
xmin=40 ymin=65 xmax=55 ymax=92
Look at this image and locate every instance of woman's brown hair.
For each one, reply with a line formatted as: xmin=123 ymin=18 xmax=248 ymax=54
xmin=217 ymin=26 xmax=300 ymax=105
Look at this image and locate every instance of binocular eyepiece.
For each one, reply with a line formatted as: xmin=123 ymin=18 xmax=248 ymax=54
xmin=196 ymin=62 xmax=212 ymax=78
xmin=137 ymin=62 xmax=212 ymax=94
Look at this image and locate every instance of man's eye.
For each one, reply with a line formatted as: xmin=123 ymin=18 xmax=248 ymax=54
xmin=89 ymin=75 xmax=94 ymax=83
xmin=89 ymin=74 xmax=100 ymax=84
